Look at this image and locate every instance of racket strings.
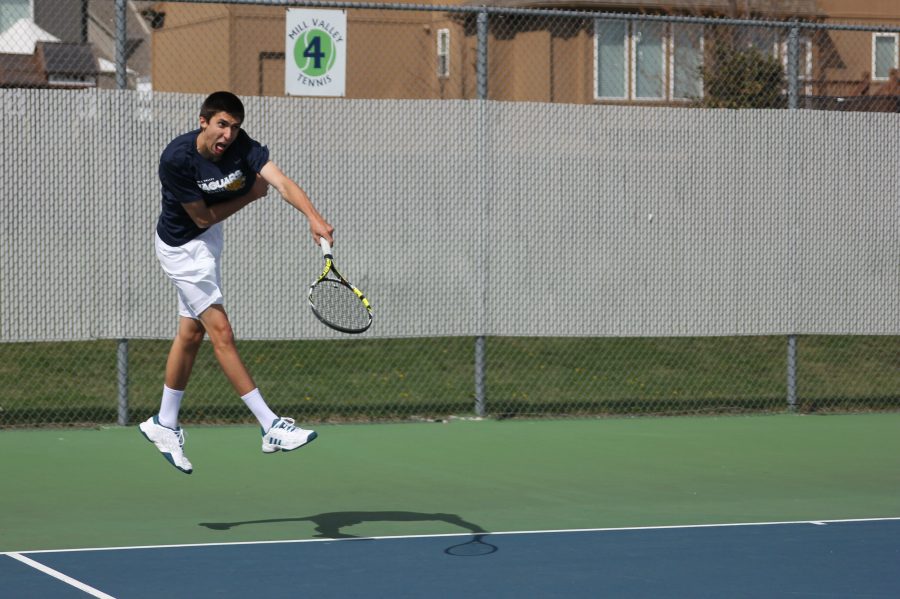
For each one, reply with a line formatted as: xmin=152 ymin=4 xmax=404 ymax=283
xmin=309 ymin=279 xmax=371 ymax=332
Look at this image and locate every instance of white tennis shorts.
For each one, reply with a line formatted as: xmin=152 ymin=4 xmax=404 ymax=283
xmin=155 ymin=224 xmax=224 ymax=319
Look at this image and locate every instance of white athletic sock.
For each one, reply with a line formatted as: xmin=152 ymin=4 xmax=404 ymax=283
xmin=241 ymin=388 xmax=278 ymax=430
xmin=158 ymin=385 xmax=185 ymax=429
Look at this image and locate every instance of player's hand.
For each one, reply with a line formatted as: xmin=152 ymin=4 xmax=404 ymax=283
xmin=310 ymin=217 xmax=334 ymax=245
xmin=248 ymin=175 xmax=269 ymax=201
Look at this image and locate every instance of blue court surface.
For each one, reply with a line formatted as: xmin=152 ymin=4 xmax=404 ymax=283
xmin=2 ymin=517 xmax=899 ymax=598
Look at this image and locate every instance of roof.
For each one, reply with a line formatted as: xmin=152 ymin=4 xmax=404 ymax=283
xmin=0 ymin=53 xmax=46 ymax=87
xmin=459 ymin=0 xmax=824 ymax=18
xmin=38 ymin=42 xmax=98 ymax=76
xmin=0 ymin=18 xmax=59 ymax=54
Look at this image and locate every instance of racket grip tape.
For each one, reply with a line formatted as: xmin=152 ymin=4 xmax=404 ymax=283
xmin=319 ymin=237 xmax=332 ymax=257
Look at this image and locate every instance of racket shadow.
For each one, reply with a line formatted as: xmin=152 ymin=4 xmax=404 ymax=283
xmin=443 ymin=533 xmax=499 ymax=557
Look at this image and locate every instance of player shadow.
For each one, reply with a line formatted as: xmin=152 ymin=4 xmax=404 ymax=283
xmin=198 ymin=511 xmax=497 ymax=555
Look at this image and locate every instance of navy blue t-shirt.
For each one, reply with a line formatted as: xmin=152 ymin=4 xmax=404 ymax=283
xmin=156 ymin=128 xmax=270 ymax=246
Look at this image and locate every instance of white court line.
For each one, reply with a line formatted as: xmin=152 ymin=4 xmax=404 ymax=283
xmin=6 ymin=552 xmax=116 ymax=599
xmin=4 ymin=515 xmax=899 ymax=556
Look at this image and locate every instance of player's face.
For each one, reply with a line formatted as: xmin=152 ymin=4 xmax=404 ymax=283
xmin=197 ymin=111 xmax=242 ymax=161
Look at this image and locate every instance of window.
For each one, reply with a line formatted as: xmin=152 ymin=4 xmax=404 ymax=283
xmin=595 ymin=19 xmax=704 ymax=102
xmin=437 ymin=28 xmax=450 ymax=78
xmin=595 ymin=19 xmax=627 ymax=99
xmin=633 ymin=21 xmax=665 ymax=99
xmin=0 ymin=0 xmax=31 ymax=34
xmin=746 ymin=27 xmax=779 ymax=57
xmin=873 ymin=33 xmax=898 ymax=81
xmin=671 ymin=24 xmax=704 ymax=100
xmin=48 ymin=74 xmax=96 ymax=88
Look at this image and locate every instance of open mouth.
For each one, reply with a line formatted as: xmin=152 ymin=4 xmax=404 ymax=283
xmin=214 ymin=142 xmax=227 ymax=154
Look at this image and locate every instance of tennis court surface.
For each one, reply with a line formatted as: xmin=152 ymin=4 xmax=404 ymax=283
xmin=2 ymin=414 xmax=899 ymax=597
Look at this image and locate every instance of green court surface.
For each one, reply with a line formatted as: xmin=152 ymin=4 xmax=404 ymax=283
xmin=2 ymin=414 xmax=899 ymax=553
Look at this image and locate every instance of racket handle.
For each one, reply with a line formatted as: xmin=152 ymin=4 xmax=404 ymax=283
xmin=319 ymin=237 xmax=332 ymax=257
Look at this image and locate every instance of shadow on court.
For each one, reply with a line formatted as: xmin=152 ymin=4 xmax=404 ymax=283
xmin=199 ymin=510 xmax=489 ymax=539
xmin=199 ymin=511 xmax=499 ymax=556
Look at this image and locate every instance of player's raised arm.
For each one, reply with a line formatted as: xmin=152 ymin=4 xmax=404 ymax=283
xmin=260 ymin=161 xmax=334 ymax=244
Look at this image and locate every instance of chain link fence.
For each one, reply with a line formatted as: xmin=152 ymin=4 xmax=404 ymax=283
xmin=0 ymin=1 xmax=898 ymax=427
xmin=6 ymin=2 xmax=900 ymax=106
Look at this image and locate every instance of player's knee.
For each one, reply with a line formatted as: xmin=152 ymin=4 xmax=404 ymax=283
xmin=177 ymin=323 xmax=205 ymax=348
xmin=207 ymin=321 xmax=236 ymax=349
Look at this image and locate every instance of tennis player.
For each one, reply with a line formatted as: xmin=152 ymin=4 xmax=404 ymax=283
xmin=139 ymin=91 xmax=333 ymax=474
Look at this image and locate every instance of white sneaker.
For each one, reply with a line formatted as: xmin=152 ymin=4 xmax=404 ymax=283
xmin=262 ymin=417 xmax=318 ymax=453
xmin=139 ymin=415 xmax=193 ymax=474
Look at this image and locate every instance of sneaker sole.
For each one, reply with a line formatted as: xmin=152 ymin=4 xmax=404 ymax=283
xmin=139 ymin=425 xmax=193 ymax=475
xmin=262 ymin=430 xmax=318 ymax=454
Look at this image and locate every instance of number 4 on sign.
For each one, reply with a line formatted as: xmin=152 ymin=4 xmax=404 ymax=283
xmin=304 ymin=36 xmax=326 ymax=70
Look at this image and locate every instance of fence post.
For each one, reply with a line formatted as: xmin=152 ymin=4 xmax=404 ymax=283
xmin=474 ymin=9 xmax=489 ymax=418
xmin=115 ymin=0 xmax=127 ymax=89
xmin=476 ymin=10 xmax=488 ymax=99
xmin=787 ymin=22 xmax=799 ymax=110
xmin=786 ymin=22 xmax=799 ymax=412
xmin=475 ymin=337 xmax=486 ymax=417
xmin=116 ymin=0 xmax=129 ymax=425
xmin=80 ymin=0 xmax=89 ymax=43
xmin=787 ymin=334 xmax=797 ymax=412
xmin=117 ymin=340 xmax=129 ymax=425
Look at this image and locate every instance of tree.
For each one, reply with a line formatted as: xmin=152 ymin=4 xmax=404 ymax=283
xmin=701 ymin=43 xmax=786 ymax=109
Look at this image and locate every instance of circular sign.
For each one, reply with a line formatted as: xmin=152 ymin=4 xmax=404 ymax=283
xmin=294 ymin=28 xmax=337 ymax=77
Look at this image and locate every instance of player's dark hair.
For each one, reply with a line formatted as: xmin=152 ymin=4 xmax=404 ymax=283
xmin=200 ymin=91 xmax=244 ymax=124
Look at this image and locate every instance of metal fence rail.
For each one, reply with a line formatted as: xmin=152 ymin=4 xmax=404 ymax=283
xmin=0 ymin=2 xmax=898 ymax=427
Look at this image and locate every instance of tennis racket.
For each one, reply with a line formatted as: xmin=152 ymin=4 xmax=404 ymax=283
xmin=308 ymin=237 xmax=372 ymax=334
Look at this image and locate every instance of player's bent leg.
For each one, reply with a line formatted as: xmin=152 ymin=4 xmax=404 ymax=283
xmin=198 ymin=306 xmax=318 ymax=454
xmin=262 ymin=418 xmax=318 ymax=453
xmin=199 ymin=305 xmax=256 ymax=396
xmin=138 ymin=416 xmax=193 ymax=474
